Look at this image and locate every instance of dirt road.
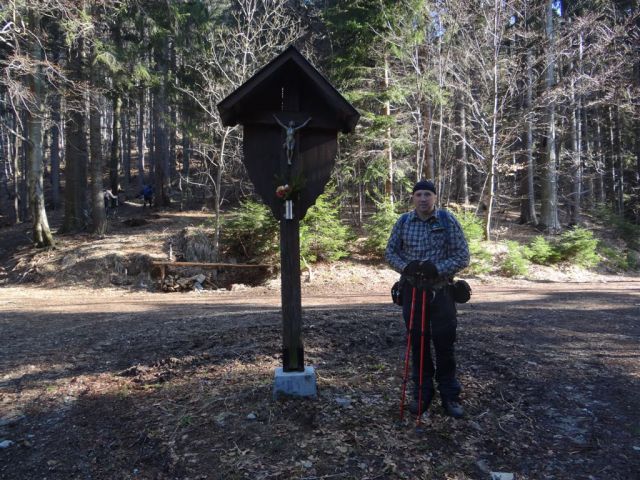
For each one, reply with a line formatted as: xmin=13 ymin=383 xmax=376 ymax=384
xmin=1 ymin=279 xmax=639 ymax=479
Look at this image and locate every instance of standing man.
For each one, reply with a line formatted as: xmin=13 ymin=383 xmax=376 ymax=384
xmin=385 ymin=180 xmax=470 ymax=418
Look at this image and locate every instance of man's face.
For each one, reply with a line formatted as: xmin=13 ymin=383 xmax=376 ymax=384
xmin=412 ymin=189 xmax=437 ymax=216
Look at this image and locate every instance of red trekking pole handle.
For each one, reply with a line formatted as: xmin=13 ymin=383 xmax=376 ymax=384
xmin=399 ymin=287 xmax=417 ymax=420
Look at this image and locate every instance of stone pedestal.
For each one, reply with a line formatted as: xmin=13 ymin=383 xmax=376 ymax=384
xmin=272 ymin=366 xmax=317 ymax=399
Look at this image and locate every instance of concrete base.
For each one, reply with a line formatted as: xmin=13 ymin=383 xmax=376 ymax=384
xmin=272 ymin=366 xmax=317 ymax=400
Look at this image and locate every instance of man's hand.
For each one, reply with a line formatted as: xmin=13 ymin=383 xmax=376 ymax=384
xmin=402 ymin=260 xmax=421 ymax=276
xmin=419 ymin=261 xmax=438 ymax=279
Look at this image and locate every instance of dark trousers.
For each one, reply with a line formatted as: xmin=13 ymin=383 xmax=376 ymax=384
xmin=402 ymin=282 xmax=461 ymax=405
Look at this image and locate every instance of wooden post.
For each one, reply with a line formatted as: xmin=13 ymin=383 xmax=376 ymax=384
xmin=280 ymin=215 xmax=303 ymax=371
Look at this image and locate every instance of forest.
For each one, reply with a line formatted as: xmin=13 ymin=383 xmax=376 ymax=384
xmin=2 ymin=3 xmax=640 ymax=479
xmin=0 ymin=0 xmax=639 ymax=254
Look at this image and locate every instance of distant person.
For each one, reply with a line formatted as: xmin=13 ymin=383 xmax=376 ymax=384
xmin=103 ymin=189 xmax=118 ymax=217
xmin=385 ymin=180 xmax=470 ymax=418
xmin=138 ymin=185 xmax=153 ymax=208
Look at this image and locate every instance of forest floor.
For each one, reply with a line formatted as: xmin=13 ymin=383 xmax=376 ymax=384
xmin=0 ymin=200 xmax=639 ymax=479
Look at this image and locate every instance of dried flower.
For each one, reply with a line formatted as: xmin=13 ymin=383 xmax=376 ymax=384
xmin=276 ymin=184 xmax=291 ymax=199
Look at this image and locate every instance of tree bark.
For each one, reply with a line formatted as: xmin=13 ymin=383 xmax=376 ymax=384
xmin=569 ymin=79 xmax=582 ymax=225
xmin=424 ymin=103 xmax=435 ymax=180
xmin=635 ymin=58 xmax=640 ymax=222
xmin=607 ymin=106 xmax=620 ymax=212
xmin=110 ymin=95 xmax=121 ymax=195
xmin=384 ymin=55 xmax=393 ymax=203
xmin=122 ymin=99 xmax=131 ymax=196
xmin=522 ymin=44 xmax=538 ymax=225
xmin=540 ymin=0 xmax=560 ymax=233
xmin=137 ymin=87 xmax=146 ymax=190
xmin=62 ymin=36 xmax=88 ymax=233
xmin=153 ymin=37 xmax=171 ymax=207
xmin=595 ymin=115 xmax=606 ymax=205
xmin=27 ymin=13 xmax=54 ymax=247
xmin=457 ymin=100 xmax=469 ymax=205
xmin=569 ymin=33 xmax=584 ymax=226
xmin=484 ymin=0 xmax=502 ymax=241
xmin=615 ymin=107 xmax=624 ymax=215
xmin=12 ymin=113 xmax=22 ymax=224
xmin=89 ymin=45 xmax=106 ymax=235
xmin=49 ymin=20 xmax=63 ymax=210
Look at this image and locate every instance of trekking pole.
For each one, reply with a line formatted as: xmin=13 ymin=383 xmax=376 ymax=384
xmin=399 ymin=287 xmax=417 ymax=421
xmin=416 ymin=288 xmax=428 ymax=423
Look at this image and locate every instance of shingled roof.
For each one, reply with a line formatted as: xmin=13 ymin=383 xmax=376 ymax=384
xmin=217 ymin=45 xmax=359 ymax=134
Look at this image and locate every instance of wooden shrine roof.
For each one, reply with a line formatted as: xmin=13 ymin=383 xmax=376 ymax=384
xmin=217 ymin=45 xmax=359 ymax=134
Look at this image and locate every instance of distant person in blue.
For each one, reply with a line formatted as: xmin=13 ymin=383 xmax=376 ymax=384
xmin=386 ymin=180 xmax=470 ymax=418
xmin=139 ymin=185 xmax=153 ymax=208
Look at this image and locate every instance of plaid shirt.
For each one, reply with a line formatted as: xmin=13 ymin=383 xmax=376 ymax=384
xmin=385 ymin=208 xmax=470 ymax=278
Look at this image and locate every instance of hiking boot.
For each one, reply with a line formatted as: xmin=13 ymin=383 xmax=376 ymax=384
xmin=443 ymin=400 xmax=464 ymax=418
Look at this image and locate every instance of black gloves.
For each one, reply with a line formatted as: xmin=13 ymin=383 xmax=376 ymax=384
xmin=402 ymin=260 xmax=421 ymax=276
xmin=419 ymin=261 xmax=438 ymax=279
xmin=402 ymin=260 xmax=438 ymax=279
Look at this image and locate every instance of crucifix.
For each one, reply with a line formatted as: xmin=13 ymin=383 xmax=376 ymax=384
xmin=217 ymin=45 xmax=359 ymax=398
xmin=273 ymin=115 xmax=312 ymax=165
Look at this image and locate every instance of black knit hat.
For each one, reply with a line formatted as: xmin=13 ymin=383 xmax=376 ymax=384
xmin=412 ymin=180 xmax=436 ymax=194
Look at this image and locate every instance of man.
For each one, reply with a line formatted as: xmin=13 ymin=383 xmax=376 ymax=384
xmin=139 ymin=185 xmax=153 ymax=208
xmin=103 ymin=189 xmax=118 ymax=218
xmin=385 ymin=180 xmax=470 ymax=418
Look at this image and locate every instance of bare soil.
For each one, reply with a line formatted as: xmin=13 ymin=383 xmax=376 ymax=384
xmin=1 ymin=204 xmax=639 ymax=479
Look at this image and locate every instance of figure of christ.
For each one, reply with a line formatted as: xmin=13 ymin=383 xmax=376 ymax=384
xmin=273 ymin=115 xmax=312 ymax=165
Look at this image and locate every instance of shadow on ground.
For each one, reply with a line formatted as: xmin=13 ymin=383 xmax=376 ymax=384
xmin=1 ymin=286 xmax=639 ymax=479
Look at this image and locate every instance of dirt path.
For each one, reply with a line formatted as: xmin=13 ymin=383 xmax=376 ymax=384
xmin=1 ymin=280 xmax=639 ymax=479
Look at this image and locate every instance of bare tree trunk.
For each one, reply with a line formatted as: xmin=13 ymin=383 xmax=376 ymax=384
xmin=212 ymin=128 xmax=230 ymax=260
xmin=153 ymin=37 xmax=171 ymax=207
xmin=27 ymin=14 xmax=54 ymax=247
xmin=109 ymin=95 xmax=121 ymax=195
xmin=169 ymin=39 xmax=177 ymax=181
xmin=569 ymin=80 xmax=581 ymax=225
xmin=424 ymin=103 xmax=434 ymax=180
xmin=49 ymin=21 xmax=62 ymax=211
xmin=457 ymin=100 xmax=469 ymax=205
xmin=149 ymin=94 xmax=155 ymax=182
xmin=50 ymin=96 xmax=61 ymax=211
xmin=63 ymin=36 xmax=88 ymax=233
xmin=12 ymin=113 xmax=22 ymax=224
xmin=595 ymin=115 xmax=606 ymax=205
xmin=484 ymin=0 xmax=502 ymax=241
xmin=635 ymin=59 xmax=640 ymax=222
xmin=0 ymin=116 xmax=8 ymax=216
xmin=582 ymin=108 xmax=594 ymax=208
xmin=122 ymin=99 xmax=131 ymax=197
xmin=436 ymin=38 xmax=444 ymax=195
xmin=181 ymin=133 xmax=190 ymax=176
xmin=607 ymin=106 xmax=619 ymax=212
xmin=19 ymin=118 xmax=28 ymax=222
xmin=540 ymin=0 xmax=560 ymax=233
xmin=89 ymin=45 xmax=106 ymax=235
xmin=384 ymin=55 xmax=393 ymax=203
xmin=137 ymin=88 xmax=146 ymax=190
xmin=569 ymin=33 xmax=584 ymax=225
xmin=358 ymin=179 xmax=364 ymax=225
xmin=614 ymin=107 xmax=624 ymax=215
xmin=525 ymin=45 xmax=538 ymax=224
